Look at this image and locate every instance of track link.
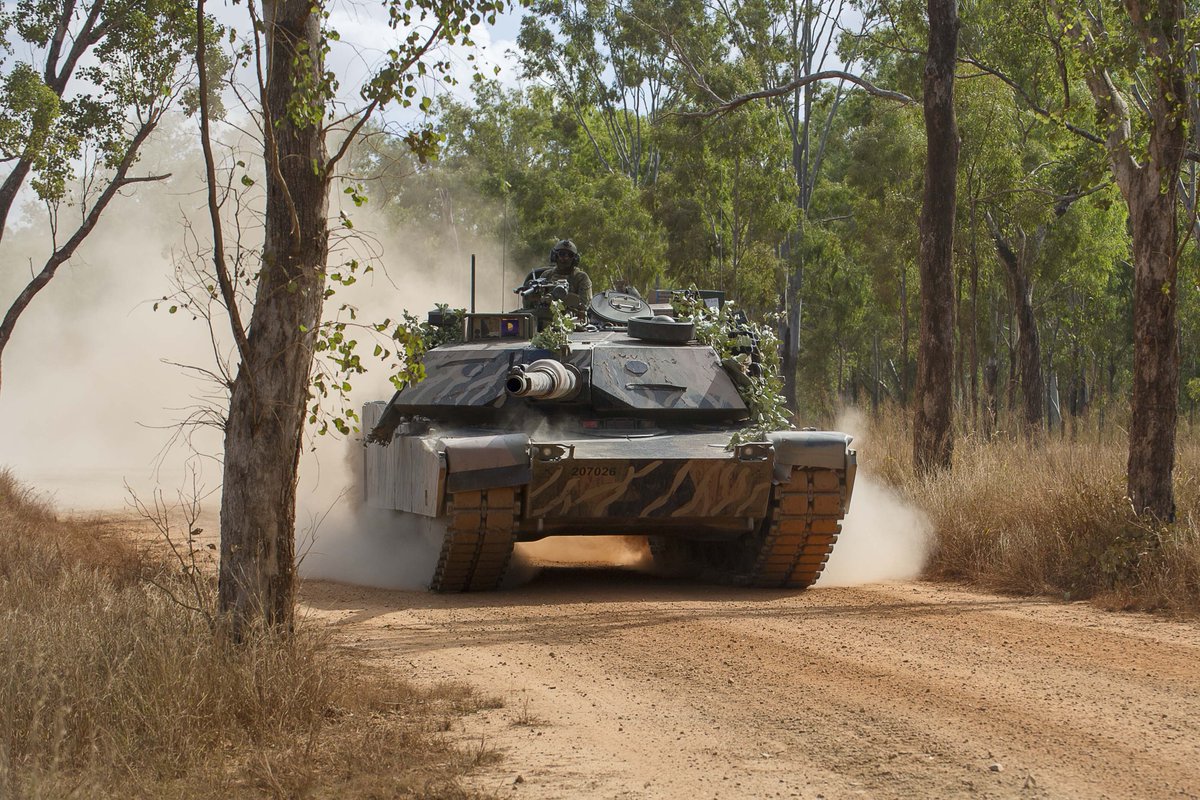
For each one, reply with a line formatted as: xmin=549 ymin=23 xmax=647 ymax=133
xmin=430 ymin=487 xmax=517 ymax=592
xmin=747 ymin=466 xmax=845 ymax=588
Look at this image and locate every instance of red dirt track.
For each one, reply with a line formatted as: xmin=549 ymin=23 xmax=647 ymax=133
xmin=301 ymin=566 xmax=1200 ymax=799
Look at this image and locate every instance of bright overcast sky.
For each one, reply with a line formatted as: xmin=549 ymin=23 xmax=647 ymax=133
xmin=316 ymin=0 xmax=528 ymax=126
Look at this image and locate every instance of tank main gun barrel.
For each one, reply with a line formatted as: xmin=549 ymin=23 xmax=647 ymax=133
xmin=506 ymin=359 xmax=579 ymax=400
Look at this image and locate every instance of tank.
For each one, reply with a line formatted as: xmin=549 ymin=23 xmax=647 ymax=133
xmin=362 ymin=285 xmax=857 ymax=592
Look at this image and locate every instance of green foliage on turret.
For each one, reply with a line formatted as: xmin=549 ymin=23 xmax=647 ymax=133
xmin=671 ymin=291 xmax=791 ymax=446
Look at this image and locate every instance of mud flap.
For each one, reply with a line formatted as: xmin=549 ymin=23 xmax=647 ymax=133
xmin=768 ymin=430 xmax=857 ymax=511
xmin=441 ymin=433 xmax=532 ymax=494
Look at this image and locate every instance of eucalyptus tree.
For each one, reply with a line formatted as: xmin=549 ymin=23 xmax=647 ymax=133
xmin=1060 ymin=0 xmax=1195 ymax=520
xmin=0 ymin=0 xmax=205 ymax=390
xmin=848 ymin=0 xmax=958 ymax=469
xmin=840 ymin=94 xmax=924 ymax=404
xmin=653 ymin=100 xmax=797 ymax=315
xmin=939 ymin=0 xmax=1109 ymax=434
xmin=909 ymin=0 xmax=958 ymax=474
xmin=668 ymin=0 xmax=908 ymax=410
xmin=844 ymin=0 xmax=1147 ymax=449
xmin=934 ymin=0 xmax=1195 ymax=511
xmin=968 ymin=92 xmax=1114 ymax=437
xmin=1035 ymin=187 xmax=1130 ymax=430
xmin=705 ymin=0 xmax=867 ymax=410
xmin=517 ymin=0 xmax=694 ymax=188
xmin=195 ymin=0 xmax=512 ymax=633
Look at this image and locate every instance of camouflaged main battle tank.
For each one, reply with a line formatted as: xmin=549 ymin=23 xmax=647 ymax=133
xmin=363 ymin=286 xmax=857 ymax=592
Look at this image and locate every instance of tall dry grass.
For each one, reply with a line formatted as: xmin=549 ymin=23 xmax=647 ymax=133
xmin=0 ymin=470 xmax=499 ymax=799
xmin=860 ymin=405 xmax=1200 ymax=612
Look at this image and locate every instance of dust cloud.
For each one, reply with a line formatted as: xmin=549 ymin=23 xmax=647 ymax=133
xmin=0 ymin=113 xmax=522 ymax=592
xmin=292 ymin=181 xmax=515 ymax=589
xmin=815 ymin=409 xmax=932 ymax=586
xmin=295 ymin=494 xmax=444 ymax=591
xmin=294 ymin=411 xmax=442 ymax=590
xmin=0 ymin=120 xmax=224 ymax=510
xmin=815 ymin=475 xmax=932 ymax=586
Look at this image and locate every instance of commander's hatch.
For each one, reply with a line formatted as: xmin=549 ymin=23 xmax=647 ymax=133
xmin=588 ymin=290 xmax=650 ymax=326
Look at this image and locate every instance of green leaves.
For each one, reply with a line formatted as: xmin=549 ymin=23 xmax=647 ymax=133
xmin=672 ymin=291 xmax=791 ymax=444
xmin=343 ymin=183 xmax=368 ymax=207
xmin=530 ymin=301 xmax=574 ymax=351
xmin=305 ymin=301 xmax=466 ymax=439
xmin=1 ymin=0 xmax=205 ymax=203
xmin=0 ymin=64 xmax=74 ymax=201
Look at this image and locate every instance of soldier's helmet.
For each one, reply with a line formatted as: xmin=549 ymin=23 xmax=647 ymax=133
xmin=551 ymin=239 xmax=580 ymax=270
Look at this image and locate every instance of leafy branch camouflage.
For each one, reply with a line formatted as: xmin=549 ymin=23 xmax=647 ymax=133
xmin=672 ymin=289 xmax=792 ymax=444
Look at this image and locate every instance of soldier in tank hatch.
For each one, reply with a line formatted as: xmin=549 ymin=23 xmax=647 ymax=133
xmin=548 ymin=239 xmax=592 ymax=311
xmin=519 ymin=238 xmax=594 ymax=328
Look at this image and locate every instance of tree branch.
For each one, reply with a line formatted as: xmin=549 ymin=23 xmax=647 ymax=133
xmin=119 ymin=173 xmax=173 ymax=186
xmin=958 ymin=56 xmax=1105 ymax=146
xmin=676 ymin=70 xmax=913 ymax=119
xmin=0 ymin=115 xmax=161 ymax=390
xmin=197 ymin=0 xmax=252 ymax=372
xmin=327 ymin=19 xmax=447 ymax=174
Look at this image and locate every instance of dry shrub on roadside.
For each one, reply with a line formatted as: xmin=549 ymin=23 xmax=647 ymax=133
xmin=861 ymin=407 xmax=1200 ymax=613
xmin=0 ymin=469 xmax=498 ymax=799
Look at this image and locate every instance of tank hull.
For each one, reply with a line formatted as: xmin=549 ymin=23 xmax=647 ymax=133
xmin=363 ymin=402 xmax=856 ymax=591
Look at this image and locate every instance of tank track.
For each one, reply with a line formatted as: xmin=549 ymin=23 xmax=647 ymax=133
xmin=746 ymin=466 xmax=845 ymax=588
xmin=429 ymin=487 xmax=517 ymax=592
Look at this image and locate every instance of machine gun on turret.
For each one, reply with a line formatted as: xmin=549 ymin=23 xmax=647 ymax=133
xmin=515 ymin=272 xmax=584 ymax=329
xmin=515 ymin=274 xmax=571 ymax=305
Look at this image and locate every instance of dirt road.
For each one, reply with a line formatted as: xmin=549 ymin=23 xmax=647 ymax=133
xmin=301 ymin=565 xmax=1200 ymax=800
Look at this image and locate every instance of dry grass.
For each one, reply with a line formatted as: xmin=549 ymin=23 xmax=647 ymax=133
xmin=860 ymin=406 xmax=1200 ymax=613
xmin=0 ymin=469 xmax=500 ymax=799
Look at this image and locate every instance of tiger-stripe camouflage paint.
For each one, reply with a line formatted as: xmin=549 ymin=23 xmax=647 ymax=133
xmin=526 ymin=457 xmax=771 ymax=519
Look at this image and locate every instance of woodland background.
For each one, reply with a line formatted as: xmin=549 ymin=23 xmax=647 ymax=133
xmin=353 ymin=0 xmax=1198 ymax=437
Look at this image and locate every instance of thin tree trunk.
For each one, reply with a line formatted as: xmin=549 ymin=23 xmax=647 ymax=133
xmin=912 ymin=0 xmax=958 ymax=474
xmin=783 ymin=256 xmax=803 ymax=413
xmin=872 ymin=330 xmax=881 ymax=416
xmin=899 ymin=263 xmax=909 ymax=403
xmin=982 ymin=357 xmax=998 ymax=439
xmin=954 ymin=253 xmax=965 ymax=409
xmin=218 ymin=0 xmax=329 ymax=634
xmin=987 ymin=220 xmax=1044 ymax=437
xmin=969 ymin=201 xmax=979 ymax=430
xmin=1014 ymin=274 xmax=1041 ymax=435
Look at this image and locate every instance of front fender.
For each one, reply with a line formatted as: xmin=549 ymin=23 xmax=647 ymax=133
xmin=768 ymin=430 xmax=857 ymax=510
xmin=441 ymin=433 xmax=532 ymax=494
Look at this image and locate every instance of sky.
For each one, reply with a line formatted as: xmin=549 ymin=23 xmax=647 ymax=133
xmin=303 ymin=0 xmax=528 ymax=127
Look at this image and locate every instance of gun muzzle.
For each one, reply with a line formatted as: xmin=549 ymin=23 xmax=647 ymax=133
xmin=506 ymin=359 xmax=579 ymax=400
